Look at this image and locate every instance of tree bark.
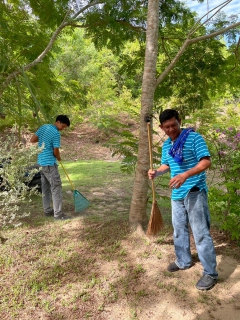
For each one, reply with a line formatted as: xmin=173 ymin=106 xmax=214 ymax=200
xmin=129 ymin=0 xmax=160 ymax=230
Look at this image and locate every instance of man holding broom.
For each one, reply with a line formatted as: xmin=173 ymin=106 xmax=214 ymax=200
xmin=30 ymin=115 xmax=71 ymax=220
xmin=148 ymin=109 xmax=218 ymax=290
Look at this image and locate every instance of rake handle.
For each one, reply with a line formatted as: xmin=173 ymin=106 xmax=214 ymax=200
xmin=147 ymin=122 xmax=156 ymax=203
xmin=59 ymin=161 xmax=75 ymax=191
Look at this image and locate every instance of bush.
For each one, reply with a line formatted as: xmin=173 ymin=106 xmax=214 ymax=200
xmin=207 ymin=127 xmax=240 ymax=240
xmin=0 ymin=130 xmax=41 ymax=228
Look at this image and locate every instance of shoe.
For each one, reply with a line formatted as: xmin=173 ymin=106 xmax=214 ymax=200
xmin=54 ymin=214 xmax=71 ymax=220
xmin=196 ymin=274 xmax=217 ymax=290
xmin=44 ymin=210 xmax=54 ymax=217
xmin=167 ymin=262 xmax=191 ymax=272
xmin=167 ymin=262 xmax=180 ymax=272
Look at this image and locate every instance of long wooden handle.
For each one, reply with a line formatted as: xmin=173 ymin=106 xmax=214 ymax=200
xmin=147 ymin=122 xmax=156 ymax=202
xmin=147 ymin=122 xmax=153 ymax=170
xmin=59 ymin=161 xmax=75 ymax=191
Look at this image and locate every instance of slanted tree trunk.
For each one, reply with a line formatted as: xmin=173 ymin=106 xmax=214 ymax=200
xmin=129 ymin=0 xmax=160 ymax=230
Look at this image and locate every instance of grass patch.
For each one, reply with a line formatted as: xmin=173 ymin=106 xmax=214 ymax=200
xmin=60 ymin=160 xmax=126 ymax=189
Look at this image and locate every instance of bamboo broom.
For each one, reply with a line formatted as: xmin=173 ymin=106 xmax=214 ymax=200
xmin=146 ymin=118 xmax=164 ymax=236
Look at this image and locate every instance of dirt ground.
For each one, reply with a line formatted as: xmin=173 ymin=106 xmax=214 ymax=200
xmin=58 ymin=125 xmax=240 ymax=320
xmin=1 ymin=124 xmax=239 ymax=320
xmin=60 ymin=221 xmax=240 ymax=320
xmin=60 ymin=122 xmax=137 ymax=162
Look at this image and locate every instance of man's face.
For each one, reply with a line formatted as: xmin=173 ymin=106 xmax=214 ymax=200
xmin=160 ymin=117 xmax=181 ymax=141
xmin=55 ymin=121 xmax=68 ymax=131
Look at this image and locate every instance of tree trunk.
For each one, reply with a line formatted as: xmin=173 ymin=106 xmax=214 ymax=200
xmin=129 ymin=0 xmax=160 ymax=230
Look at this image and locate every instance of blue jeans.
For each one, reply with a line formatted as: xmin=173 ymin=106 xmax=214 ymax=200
xmin=171 ymin=190 xmax=218 ymax=278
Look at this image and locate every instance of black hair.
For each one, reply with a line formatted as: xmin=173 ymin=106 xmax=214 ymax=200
xmin=159 ymin=109 xmax=180 ymax=124
xmin=56 ymin=115 xmax=70 ymax=127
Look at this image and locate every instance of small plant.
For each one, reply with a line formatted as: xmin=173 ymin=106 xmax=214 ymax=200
xmin=136 ymin=289 xmax=148 ymax=298
xmin=98 ymin=303 xmax=105 ymax=311
xmin=85 ymin=275 xmax=101 ymax=289
xmin=156 ymin=235 xmax=166 ymax=244
xmin=129 ymin=309 xmax=139 ymax=320
xmin=119 ymin=248 xmax=127 ymax=257
xmin=157 ymin=281 xmax=165 ymax=289
xmin=81 ymin=293 xmax=91 ymax=302
xmin=197 ymin=292 xmax=210 ymax=304
xmin=163 ymin=270 xmax=175 ymax=277
xmin=133 ymin=264 xmax=146 ymax=277
xmin=141 ymin=250 xmax=150 ymax=258
xmin=83 ymin=311 xmax=93 ymax=319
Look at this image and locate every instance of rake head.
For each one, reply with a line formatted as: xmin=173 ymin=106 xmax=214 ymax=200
xmin=73 ymin=190 xmax=90 ymax=213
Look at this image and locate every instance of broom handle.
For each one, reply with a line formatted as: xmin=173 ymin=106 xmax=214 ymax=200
xmin=147 ymin=122 xmax=156 ymax=203
xmin=59 ymin=161 xmax=75 ymax=191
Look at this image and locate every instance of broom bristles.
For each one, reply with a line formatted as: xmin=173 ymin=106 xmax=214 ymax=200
xmin=146 ymin=201 xmax=164 ymax=236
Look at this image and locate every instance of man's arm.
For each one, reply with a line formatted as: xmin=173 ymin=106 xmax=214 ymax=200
xmin=148 ymin=164 xmax=170 ymax=180
xmin=30 ymin=134 xmax=38 ymax=143
xmin=169 ymin=156 xmax=211 ymax=189
xmin=53 ymin=147 xmax=61 ymax=161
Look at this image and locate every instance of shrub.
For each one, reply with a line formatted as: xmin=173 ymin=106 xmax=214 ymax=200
xmin=207 ymin=127 xmax=240 ymax=240
xmin=0 ymin=130 xmax=41 ymax=228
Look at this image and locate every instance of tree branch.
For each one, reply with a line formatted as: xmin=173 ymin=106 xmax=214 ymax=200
xmin=188 ymin=21 xmax=240 ymax=44
xmin=70 ymin=19 xmax=146 ymax=32
xmin=115 ymin=20 xmax=146 ymax=32
xmin=71 ymin=0 xmax=105 ymax=20
xmin=155 ymin=21 xmax=240 ymax=88
xmin=155 ymin=37 xmax=190 ymax=88
xmin=189 ymin=0 xmax=233 ymax=36
xmin=0 ymin=12 xmax=70 ymax=96
xmin=0 ymin=0 xmax=104 ymax=98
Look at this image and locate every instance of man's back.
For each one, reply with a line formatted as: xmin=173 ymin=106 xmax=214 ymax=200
xmin=36 ymin=124 xmax=60 ymax=166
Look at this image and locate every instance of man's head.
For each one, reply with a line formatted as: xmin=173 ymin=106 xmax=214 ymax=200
xmin=159 ymin=109 xmax=181 ymax=141
xmin=55 ymin=115 xmax=70 ymax=131
xmin=159 ymin=109 xmax=180 ymax=124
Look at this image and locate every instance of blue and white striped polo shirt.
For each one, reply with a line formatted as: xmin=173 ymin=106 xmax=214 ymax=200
xmin=161 ymin=131 xmax=210 ymax=200
xmin=36 ymin=124 xmax=60 ymax=166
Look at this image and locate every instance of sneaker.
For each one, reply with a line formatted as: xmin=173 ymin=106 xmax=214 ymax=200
xmin=44 ymin=210 xmax=54 ymax=217
xmin=167 ymin=262 xmax=192 ymax=272
xmin=54 ymin=214 xmax=71 ymax=220
xmin=196 ymin=274 xmax=217 ymax=290
xmin=167 ymin=262 xmax=180 ymax=272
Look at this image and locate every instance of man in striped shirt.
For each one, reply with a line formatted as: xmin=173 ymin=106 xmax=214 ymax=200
xmin=148 ymin=109 xmax=218 ymax=290
xmin=30 ymin=115 xmax=71 ymax=220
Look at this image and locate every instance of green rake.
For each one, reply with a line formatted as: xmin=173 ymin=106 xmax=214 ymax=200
xmin=60 ymin=161 xmax=90 ymax=213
